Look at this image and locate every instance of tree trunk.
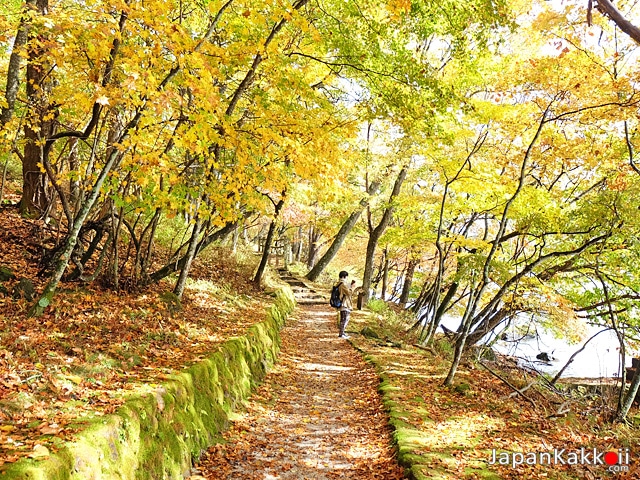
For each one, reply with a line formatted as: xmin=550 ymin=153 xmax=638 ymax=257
xmin=618 ymin=364 xmax=640 ymax=422
xmin=595 ymin=0 xmax=640 ymax=45
xmin=295 ymin=226 xmax=303 ymax=262
xmin=307 ymin=224 xmax=321 ymax=268
xmin=443 ymin=277 xmax=479 ymax=386
xmin=20 ymin=0 xmax=51 ymax=217
xmin=137 ymin=208 xmax=162 ymax=281
xmin=232 ymin=222 xmax=240 ymax=254
xmin=29 ymin=146 xmax=122 ymax=316
xmin=306 ymin=180 xmax=380 ymax=281
xmin=254 ymin=221 xmax=276 ymax=285
xmin=418 ymin=280 xmax=459 ymax=345
xmin=146 ymin=222 xmax=237 ymax=284
xmin=399 ymin=257 xmax=418 ymax=307
xmin=361 ymin=168 xmax=407 ymax=304
xmin=410 ymin=275 xmax=432 ymax=315
xmin=381 ymin=250 xmax=389 ymax=300
xmin=1 ymin=0 xmax=36 ymax=126
xmin=465 ymin=305 xmax=511 ymax=345
xmin=0 ymin=157 xmax=8 ymax=204
xmin=174 ymin=215 xmax=203 ymax=299
xmin=254 ymin=198 xmax=285 ymax=286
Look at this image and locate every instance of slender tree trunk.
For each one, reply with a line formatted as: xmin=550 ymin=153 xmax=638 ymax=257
xmin=399 ymin=257 xmax=418 ymax=307
xmin=29 ymin=147 xmax=122 ymax=316
xmin=1 ymin=0 xmax=36 ymax=126
xmin=414 ymin=281 xmax=444 ymax=345
xmin=550 ymin=329 xmax=609 ymax=385
xmin=137 ymin=208 xmax=161 ymax=281
xmin=174 ymin=215 xmax=203 ymax=299
xmin=254 ymin=198 xmax=285 ymax=286
xmin=444 ymin=275 xmax=479 ymax=386
xmin=410 ymin=274 xmax=431 ymax=315
xmin=146 ymin=222 xmax=237 ymax=284
xmin=255 ymin=220 xmax=276 ymax=284
xmin=306 ymin=181 xmax=380 ymax=281
xmin=618 ymin=366 xmax=640 ymax=422
xmin=110 ymin=205 xmax=122 ymax=289
xmin=361 ymin=168 xmax=407 ymax=304
xmin=595 ymin=269 xmax=631 ymax=419
xmin=381 ymin=249 xmax=389 ymax=300
xmin=431 ymin=282 xmax=458 ymax=332
xmin=20 ymin=0 xmax=51 ymax=217
xmin=295 ymin=226 xmax=303 ymax=262
xmin=307 ymin=224 xmax=321 ymax=268
xmin=415 ymin=282 xmax=436 ymax=337
xmin=390 ymin=275 xmax=402 ymax=301
xmin=232 ymin=222 xmax=240 ymax=254
xmin=0 ymin=157 xmax=9 ymax=205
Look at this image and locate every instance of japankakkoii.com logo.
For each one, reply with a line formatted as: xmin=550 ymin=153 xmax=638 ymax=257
xmin=488 ymin=447 xmax=631 ymax=473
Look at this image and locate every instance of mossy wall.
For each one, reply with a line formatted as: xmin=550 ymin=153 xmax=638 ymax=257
xmin=349 ymin=344 xmax=431 ymax=480
xmin=2 ymin=288 xmax=295 ymax=480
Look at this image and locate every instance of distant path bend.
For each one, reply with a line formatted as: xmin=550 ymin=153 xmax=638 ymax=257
xmin=194 ymin=304 xmax=405 ymax=479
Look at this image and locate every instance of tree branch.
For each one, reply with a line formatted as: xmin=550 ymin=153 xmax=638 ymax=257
xmin=596 ymin=0 xmax=640 ymax=45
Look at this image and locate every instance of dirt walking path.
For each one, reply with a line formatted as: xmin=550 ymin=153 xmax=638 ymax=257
xmin=193 ymin=305 xmax=405 ymax=479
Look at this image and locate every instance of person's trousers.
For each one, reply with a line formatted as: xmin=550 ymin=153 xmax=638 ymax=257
xmin=339 ymin=309 xmax=351 ymax=335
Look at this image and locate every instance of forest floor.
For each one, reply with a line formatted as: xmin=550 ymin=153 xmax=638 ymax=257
xmin=1 ymin=205 xmax=640 ymax=479
xmin=344 ymin=311 xmax=640 ymax=480
xmin=0 ymin=207 xmax=273 ymax=468
xmin=192 ymin=295 xmax=640 ymax=480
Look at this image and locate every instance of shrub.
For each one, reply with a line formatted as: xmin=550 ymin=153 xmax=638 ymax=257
xmin=367 ymin=298 xmax=388 ymax=314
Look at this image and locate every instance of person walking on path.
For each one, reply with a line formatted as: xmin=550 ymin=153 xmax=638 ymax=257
xmin=335 ymin=270 xmax=359 ymax=338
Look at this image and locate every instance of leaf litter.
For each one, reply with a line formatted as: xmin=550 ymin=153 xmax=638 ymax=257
xmin=0 ymin=209 xmax=271 ymax=468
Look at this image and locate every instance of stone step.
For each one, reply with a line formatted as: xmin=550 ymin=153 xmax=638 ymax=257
xmin=277 ymin=269 xmax=331 ymax=307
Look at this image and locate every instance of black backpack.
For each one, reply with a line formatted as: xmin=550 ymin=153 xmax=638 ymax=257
xmin=329 ymin=284 xmax=342 ymax=308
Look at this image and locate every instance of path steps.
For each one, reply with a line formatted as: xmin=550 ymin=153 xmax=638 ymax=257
xmin=277 ymin=268 xmax=327 ymax=306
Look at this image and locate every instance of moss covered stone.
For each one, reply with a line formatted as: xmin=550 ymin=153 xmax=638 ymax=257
xmin=0 ymin=265 xmax=15 ymax=282
xmin=1 ymin=287 xmax=295 ymax=480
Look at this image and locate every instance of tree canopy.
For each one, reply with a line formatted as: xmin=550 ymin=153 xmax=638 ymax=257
xmin=3 ymin=0 xmax=640 ymax=408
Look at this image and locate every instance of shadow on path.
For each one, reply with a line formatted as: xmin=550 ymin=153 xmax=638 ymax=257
xmin=193 ymin=304 xmax=405 ymax=479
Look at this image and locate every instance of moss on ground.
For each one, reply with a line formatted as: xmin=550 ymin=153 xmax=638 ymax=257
xmin=1 ymin=287 xmax=295 ymax=480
